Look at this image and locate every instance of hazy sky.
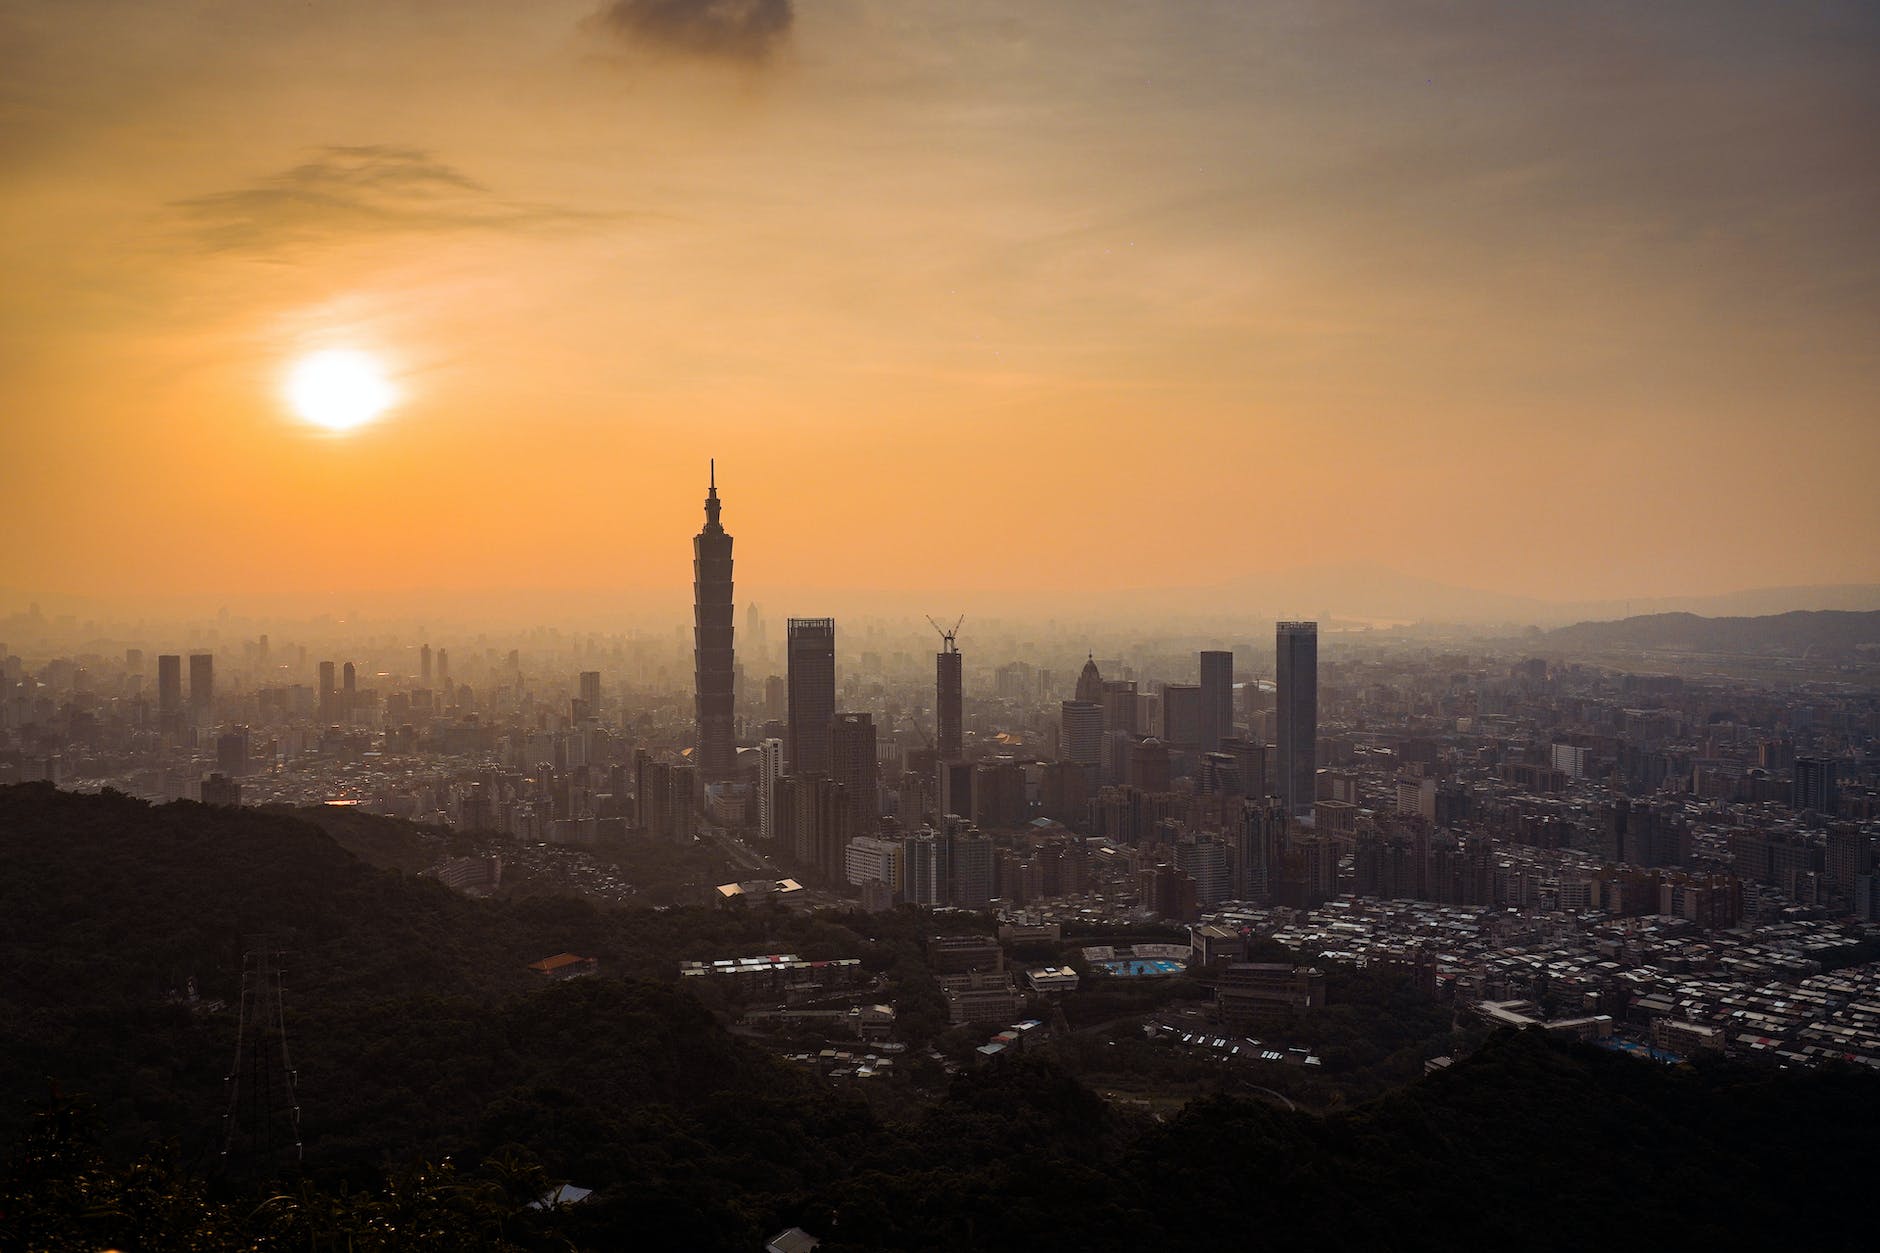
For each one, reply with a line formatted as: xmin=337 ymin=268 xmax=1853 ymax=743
xmin=3 ymin=0 xmax=1876 ymax=611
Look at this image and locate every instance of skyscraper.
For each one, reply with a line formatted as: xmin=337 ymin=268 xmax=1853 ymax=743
xmin=1060 ymin=701 xmax=1103 ymax=772
xmin=831 ymin=712 xmax=879 ymax=837
xmin=1161 ymin=683 xmax=1201 ymax=746
xmin=1793 ymin=757 xmax=1839 ymax=814
xmin=936 ymin=634 xmax=963 ymax=759
xmin=786 ymin=617 xmax=836 ymax=777
xmin=157 ymin=654 xmax=182 ymax=725
xmin=1276 ymin=621 xmax=1318 ymax=816
xmin=579 ymin=670 xmax=602 ymax=717
xmin=1075 ymin=654 xmax=1104 ymax=704
xmin=693 ymin=461 xmax=737 ymax=780
xmin=188 ymin=653 xmax=213 ymax=721
xmin=757 ymin=737 xmax=784 ymax=842
xmin=1199 ymin=649 xmax=1233 ymax=751
xmin=420 ymin=643 xmax=432 ymax=687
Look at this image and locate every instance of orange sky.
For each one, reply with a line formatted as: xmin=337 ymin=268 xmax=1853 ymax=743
xmin=2 ymin=1 xmax=1877 ymax=613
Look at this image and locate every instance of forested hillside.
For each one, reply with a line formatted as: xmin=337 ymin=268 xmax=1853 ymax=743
xmin=2 ymin=783 xmax=1875 ymax=1251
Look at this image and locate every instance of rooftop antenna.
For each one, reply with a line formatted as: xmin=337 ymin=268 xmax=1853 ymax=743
xmin=926 ymin=614 xmax=964 ymax=654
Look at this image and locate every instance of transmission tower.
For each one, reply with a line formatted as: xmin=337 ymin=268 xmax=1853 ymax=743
xmin=221 ymin=937 xmax=303 ymax=1168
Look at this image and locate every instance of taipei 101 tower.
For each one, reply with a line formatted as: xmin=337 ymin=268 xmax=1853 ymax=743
xmin=693 ymin=460 xmax=736 ymax=780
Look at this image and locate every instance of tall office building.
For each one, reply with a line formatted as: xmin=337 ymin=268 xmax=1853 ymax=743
xmin=1275 ymin=622 xmax=1318 ymax=816
xmin=786 ymin=618 xmax=836 ymax=777
xmin=693 ymin=461 xmax=737 ymax=780
xmin=188 ymin=653 xmax=213 ymax=721
xmin=1161 ymin=683 xmax=1202 ymax=746
xmin=157 ymin=655 xmax=182 ymax=725
xmin=1101 ymin=680 xmax=1140 ymax=735
xmin=420 ymin=644 xmax=432 ymax=687
xmin=757 ymin=737 xmax=785 ymax=841
xmin=318 ymin=661 xmax=336 ymax=721
xmin=1075 ymin=655 xmax=1104 ymax=704
xmin=579 ymin=670 xmax=602 ymax=717
xmin=831 ymin=712 xmax=879 ymax=837
xmin=1060 ymin=701 xmax=1103 ymax=771
xmin=436 ymin=648 xmax=449 ymax=686
xmin=1199 ymin=649 xmax=1233 ymax=751
xmin=936 ymin=636 xmax=963 ymax=759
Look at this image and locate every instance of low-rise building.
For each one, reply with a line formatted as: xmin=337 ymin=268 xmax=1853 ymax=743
xmin=1215 ymin=962 xmax=1325 ymax=1033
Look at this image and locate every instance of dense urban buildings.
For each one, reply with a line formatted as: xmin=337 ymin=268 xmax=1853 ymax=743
xmin=4 ymin=472 xmax=1879 ymax=1083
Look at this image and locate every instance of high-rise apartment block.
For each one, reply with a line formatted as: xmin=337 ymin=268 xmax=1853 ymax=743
xmin=1793 ymin=757 xmax=1839 ymax=814
xmin=757 ymin=737 xmax=784 ymax=841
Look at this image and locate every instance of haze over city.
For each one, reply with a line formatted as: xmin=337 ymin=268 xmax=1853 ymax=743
xmin=4 ymin=5 xmax=1880 ymax=1251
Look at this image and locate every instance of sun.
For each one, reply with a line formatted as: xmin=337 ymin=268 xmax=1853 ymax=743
xmin=285 ymin=349 xmax=398 ymax=432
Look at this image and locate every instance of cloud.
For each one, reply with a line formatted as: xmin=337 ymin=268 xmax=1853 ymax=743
xmin=594 ymin=0 xmax=793 ymax=62
xmin=172 ymin=145 xmax=603 ymax=254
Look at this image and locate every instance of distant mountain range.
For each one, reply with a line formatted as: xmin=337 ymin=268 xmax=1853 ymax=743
xmin=1542 ymin=609 xmax=1880 ymax=657
xmin=4 ymin=568 xmax=1879 ymax=633
xmin=1180 ymin=568 xmax=1880 ymax=629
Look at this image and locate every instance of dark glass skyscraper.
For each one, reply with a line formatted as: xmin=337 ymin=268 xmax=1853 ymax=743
xmin=1275 ymin=621 xmax=1318 ymax=816
xmin=1199 ymin=649 xmax=1233 ymax=751
xmin=188 ymin=652 xmax=214 ymax=720
xmin=157 ymin=654 xmax=182 ymax=724
xmin=786 ymin=618 xmax=836 ymax=777
xmin=693 ymin=461 xmax=737 ymax=780
xmin=831 ymin=711 xmax=879 ymax=837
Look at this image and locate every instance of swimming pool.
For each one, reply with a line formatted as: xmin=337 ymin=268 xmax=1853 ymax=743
xmin=1096 ymin=958 xmax=1185 ymax=977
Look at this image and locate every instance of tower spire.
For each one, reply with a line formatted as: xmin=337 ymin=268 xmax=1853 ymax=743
xmin=703 ymin=459 xmax=722 ymax=531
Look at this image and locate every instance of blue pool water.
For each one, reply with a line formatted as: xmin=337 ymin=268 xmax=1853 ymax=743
xmin=1097 ymin=958 xmax=1184 ymax=977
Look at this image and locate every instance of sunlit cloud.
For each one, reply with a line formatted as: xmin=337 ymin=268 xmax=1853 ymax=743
xmin=592 ymin=0 xmax=794 ymax=62
xmin=172 ymin=145 xmax=610 ymax=254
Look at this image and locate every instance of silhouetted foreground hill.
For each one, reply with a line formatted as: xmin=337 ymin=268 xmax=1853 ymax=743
xmin=2 ymin=784 xmax=1875 ymax=1251
xmin=1544 ymin=608 xmax=1880 ymax=657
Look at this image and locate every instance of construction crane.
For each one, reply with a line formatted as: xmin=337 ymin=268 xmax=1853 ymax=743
xmin=926 ymin=614 xmax=964 ymax=653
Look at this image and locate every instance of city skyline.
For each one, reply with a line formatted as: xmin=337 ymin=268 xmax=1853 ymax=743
xmin=4 ymin=2 xmax=1877 ymax=611
xmin=5 ymin=6 xmax=1879 ymax=1245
